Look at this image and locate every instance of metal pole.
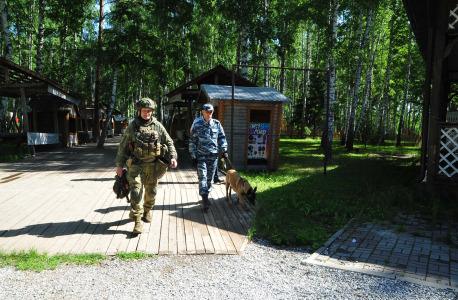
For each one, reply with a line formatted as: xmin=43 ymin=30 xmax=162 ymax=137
xmin=231 ymin=65 xmax=235 ymax=162
xmin=324 ymin=70 xmax=330 ymax=176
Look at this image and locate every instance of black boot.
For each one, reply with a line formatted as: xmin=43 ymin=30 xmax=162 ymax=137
xmin=202 ymin=194 xmax=211 ymax=211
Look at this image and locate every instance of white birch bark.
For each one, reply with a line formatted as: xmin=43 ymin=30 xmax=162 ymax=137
xmin=380 ymin=6 xmax=395 ymax=144
xmin=241 ymin=23 xmax=248 ymax=79
xmin=1 ymin=0 xmax=12 ymax=133
xmin=346 ymin=6 xmax=372 ymax=150
xmin=396 ymin=33 xmax=412 ymax=147
xmin=35 ymin=0 xmax=45 ymax=74
xmin=326 ymin=1 xmax=339 ymax=159
xmin=355 ymin=11 xmax=383 ymax=135
xmin=263 ymin=0 xmax=269 ymax=87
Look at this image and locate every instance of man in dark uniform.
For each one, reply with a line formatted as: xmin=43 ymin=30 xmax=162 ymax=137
xmin=189 ymin=103 xmax=228 ymax=211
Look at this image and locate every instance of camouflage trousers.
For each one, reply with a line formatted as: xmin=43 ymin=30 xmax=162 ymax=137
xmin=197 ymin=153 xmax=218 ymax=196
xmin=127 ymin=162 xmax=158 ymax=219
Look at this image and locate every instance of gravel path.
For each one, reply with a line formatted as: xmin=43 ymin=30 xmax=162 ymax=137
xmin=0 ymin=239 xmax=456 ymax=300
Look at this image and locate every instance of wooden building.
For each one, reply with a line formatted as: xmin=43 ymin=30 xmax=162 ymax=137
xmin=199 ymin=84 xmax=291 ymax=171
xmin=0 ymin=57 xmax=87 ymax=150
xmin=166 ymin=65 xmax=257 ymax=140
xmin=403 ymin=0 xmax=458 ymax=184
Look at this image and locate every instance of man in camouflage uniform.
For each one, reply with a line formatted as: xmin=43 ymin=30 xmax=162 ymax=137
xmin=116 ymin=98 xmax=177 ymax=234
xmin=189 ymin=103 xmax=228 ymax=211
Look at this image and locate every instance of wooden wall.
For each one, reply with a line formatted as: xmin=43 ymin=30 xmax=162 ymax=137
xmin=219 ymin=100 xmax=282 ymax=170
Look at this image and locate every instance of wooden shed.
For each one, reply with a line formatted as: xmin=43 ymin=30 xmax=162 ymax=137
xmin=0 ymin=57 xmax=87 ymax=151
xmin=165 ymin=65 xmax=257 ymax=141
xmin=199 ymin=84 xmax=292 ymax=171
xmin=403 ymin=0 xmax=458 ymax=184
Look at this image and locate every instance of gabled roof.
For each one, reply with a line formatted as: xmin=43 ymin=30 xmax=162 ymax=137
xmin=166 ymin=65 xmax=258 ymax=98
xmin=402 ymin=0 xmax=438 ymax=59
xmin=0 ymin=57 xmax=88 ymax=106
xmin=201 ymin=84 xmax=292 ymax=103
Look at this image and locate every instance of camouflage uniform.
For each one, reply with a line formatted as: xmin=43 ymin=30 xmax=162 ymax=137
xmin=189 ymin=114 xmax=227 ymax=197
xmin=116 ymin=109 xmax=177 ymax=220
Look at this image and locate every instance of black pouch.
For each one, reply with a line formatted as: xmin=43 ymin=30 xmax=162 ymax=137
xmin=154 ymin=157 xmax=170 ymax=180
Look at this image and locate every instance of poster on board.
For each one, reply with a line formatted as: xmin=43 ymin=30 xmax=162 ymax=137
xmin=247 ymin=122 xmax=269 ymax=159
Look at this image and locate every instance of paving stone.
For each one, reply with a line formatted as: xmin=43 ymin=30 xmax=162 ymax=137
xmin=438 ymin=265 xmax=449 ymax=273
xmin=409 ymin=255 xmax=419 ymax=262
xmin=416 ymin=268 xmax=427 ymax=275
xmin=439 ymin=255 xmax=450 ymax=262
xmin=419 ymin=256 xmax=429 ymax=263
xmin=406 ymin=266 xmax=416 ymax=273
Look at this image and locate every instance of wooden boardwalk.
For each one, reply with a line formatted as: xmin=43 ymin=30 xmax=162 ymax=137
xmin=0 ymin=137 xmax=255 ymax=256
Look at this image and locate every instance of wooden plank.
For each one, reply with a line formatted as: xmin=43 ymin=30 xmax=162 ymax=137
xmin=69 ymin=190 xmax=117 ymax=254
xmin=206 ymin=188 xmax=245 ymax=254
xmin=158 ymin=188 xmax=170 ymax=255
xmin=189 ymin=189 xmax=214 ymax=254
xmin=20 ymin=191 xmax=75 ymax=253
xmin=206 ymin=190 xmax=237 ymax=255
xmin=57 ymin=188 xmax=113 ymax=254
xmin=145 ymin=189 xmax=164 ymax=255
xmin=0 ymin=188 xmax=68 ymax=251
xmin=182 ymin=189 xmax=196 ymax=254
xmin=214 ymin=186 xmax=251 ymax=233
xmin=44 ymin=188 xmax=112 ymax=256
xmin=186 ymin=189 xmax=206 ymax=254
xmin=84 ymin=196 xmax=127 ymax=254
xmin=168 ymin=189 xmax=178 ymax=254
xmin=105 ymin=207 xmax=132 ymax=255
xmin=199 ymin=189 xmax=228 ymax=255
xmin=175 ymin=189 xmax=187 ymax=255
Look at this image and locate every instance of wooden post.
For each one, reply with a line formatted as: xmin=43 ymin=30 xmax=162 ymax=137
xmin=427 ymin=0 xmax=448 ymax=183
xmin=53 ymin=101 xmax=60 ymax=148
xmin=32 ymin=101 xmax=38 ymax=132
xmin=20 ymin=88 xmax=29 ymax=133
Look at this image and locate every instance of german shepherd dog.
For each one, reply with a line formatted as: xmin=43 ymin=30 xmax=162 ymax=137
xmin=225 ymin=169 xmax=257 ymax=210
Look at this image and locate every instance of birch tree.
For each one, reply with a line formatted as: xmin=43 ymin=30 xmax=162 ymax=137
xmin=396 ymin=31 xmax=412 ymax=147
xmin=35 ymin=0 xmax=45 ymax=74
xmin=0 ymin=0 xmax=12 ymax=133
xmin=346 ymin=4 xmax=373 ymax=151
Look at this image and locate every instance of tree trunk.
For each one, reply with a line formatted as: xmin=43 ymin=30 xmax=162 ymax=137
xmin=0 ymin=0 xmax=12 ymax=133
xmin=355 ymin=14 xmax=383 ymax=135
xmin=346 ymin=6 xmax=372 ymax=150
xmin=380 ymin=1 xmax=396 ymax=145
xmin=241 ymin=23 xmax=248 ymax=79
xmin=326 ymin=1 xmax=339 ymax=160
xmin=35 ymin=0 xmax=45 ymax=74
xmin=93 ymin=0 xmax=104 ymax=143
xmin=263 ymin=0 xmax=269 ymax=87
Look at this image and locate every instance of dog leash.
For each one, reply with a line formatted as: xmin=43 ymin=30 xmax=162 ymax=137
xmin=224 ymin=157 xmax=235 ymax=170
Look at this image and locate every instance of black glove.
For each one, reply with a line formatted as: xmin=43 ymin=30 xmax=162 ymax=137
xmin=223 ymin=152 xmax=228 ymax=159
xmin=192 ymin=158 xmax=198 ymax=167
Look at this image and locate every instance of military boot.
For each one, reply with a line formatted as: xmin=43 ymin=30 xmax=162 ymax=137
xmin=202 ymin=194 xmax=211 ymax=211
xmin=133 ymin=215 xmax=143 ymax=234
xmin=143 ymin=207 xmax=152 ymax=223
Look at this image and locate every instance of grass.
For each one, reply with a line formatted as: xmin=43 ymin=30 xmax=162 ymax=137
xmin=0 ymin=250 xmax=153 ymax=272
xmin=239 ymin=138 xmax=458 ymax=252
xmin=0 ymin=143 xmax=31 ymax=162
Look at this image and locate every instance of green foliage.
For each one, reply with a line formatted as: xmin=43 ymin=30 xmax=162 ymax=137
xmin=114 ymin=251 xmax=151 ymax=260
xmin=0 ymin=153 xmax=31 ymax=163
xmin=0 ymin=250 xmax=107 ymax=272
xmin=240 ymin=138 xmax=449 ymax=250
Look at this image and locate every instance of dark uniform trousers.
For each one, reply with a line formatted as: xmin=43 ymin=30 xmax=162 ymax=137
xmin=197 ymin=153 xmax=218 ymax=196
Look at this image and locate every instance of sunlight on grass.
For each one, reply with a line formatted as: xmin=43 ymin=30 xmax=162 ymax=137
xmin=240 ymin=138 xmax=452 ymax=251
xmin=0 ymin=249 xmax=108 ymax=272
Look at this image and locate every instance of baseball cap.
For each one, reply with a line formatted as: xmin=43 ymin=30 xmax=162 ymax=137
xmin=202 ymin=103 xmax=214 ymax=111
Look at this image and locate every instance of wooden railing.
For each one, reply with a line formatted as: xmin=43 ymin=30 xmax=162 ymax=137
xmin=438 ymin=123 xmax=458 ymax=178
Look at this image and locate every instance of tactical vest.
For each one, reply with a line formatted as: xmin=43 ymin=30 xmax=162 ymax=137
xmin=131 ymin=123 xmax=162 ymax=162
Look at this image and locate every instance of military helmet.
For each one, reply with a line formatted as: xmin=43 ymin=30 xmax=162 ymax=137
xmin=135 ymin=98 xmax=157 ymax=110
